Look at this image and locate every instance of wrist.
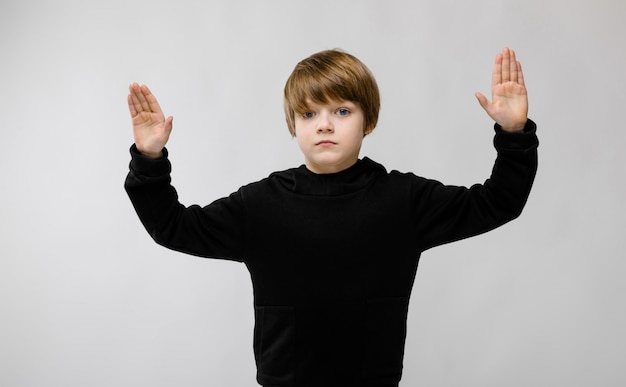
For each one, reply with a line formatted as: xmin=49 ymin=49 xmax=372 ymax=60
xmin=142 ymin=151 xmax=163 ymax=159
xmin=500 ymin=120 xmax=527 ymax=133
xmin=136 ymin=145 xmax=163 ymax=159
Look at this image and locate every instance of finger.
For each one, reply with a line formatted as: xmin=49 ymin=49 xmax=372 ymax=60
xmin=164 ymin=116 xmax=174 ymax=135
xmin=492 ymin=53 xmax=503 ymax=90
xmin=141 ymin=85 xmax=165 ymax=116
xmin=129 ymin=83 xmax=145 ymax=116
xmin=475 ymin=92 xmax=490 ymax=111
xmin=501 ymin=48 xmax=510 ymax=83
xmin=128 ymin=94 xmax=138 ymax=117
xmin=517 ymin=61 xmax=525 ymax=87
xmin=509 ymin=49 xmax=518 ymax=83
xmin=135 ymin=85 xmax=152 ymax=113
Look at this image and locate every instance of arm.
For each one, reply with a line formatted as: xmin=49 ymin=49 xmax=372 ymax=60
xmin=125 ymin=84 xmax=245 ymax=261
xmin=415 ymin=48 xmax=538 ymax=250
xmin=414 ymin=122 xmax=538 ymax=251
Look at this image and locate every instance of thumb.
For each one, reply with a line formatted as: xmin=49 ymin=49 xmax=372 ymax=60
xmin=164 ymin=116 xmax=174 ymax=135
xmin=475 ymin=92 xmax=490 ymax=112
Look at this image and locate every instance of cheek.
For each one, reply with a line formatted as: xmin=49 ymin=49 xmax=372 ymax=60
xmin=293 ymin=120 xmax=304 ymax=137
xmin=294 ymin=130 xmax=308 ymax=151
xmin=294 ymin=120 xmax=313 ymax=140
xmin=349 ymin=131 xmax=366 ymax=150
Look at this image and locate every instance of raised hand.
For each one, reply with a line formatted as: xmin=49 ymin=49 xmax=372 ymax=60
xmin=475 ymin=48 xmax=528 ymax=133
xmin=128 ymin=83 xmax=173 ymax=158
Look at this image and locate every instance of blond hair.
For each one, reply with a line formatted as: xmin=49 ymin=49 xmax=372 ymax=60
xmin=283 ymin=49 xmax=380 ymax=136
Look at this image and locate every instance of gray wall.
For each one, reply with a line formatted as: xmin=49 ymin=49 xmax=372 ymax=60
xmin=1 ymin=0 xmax=625 ymax=385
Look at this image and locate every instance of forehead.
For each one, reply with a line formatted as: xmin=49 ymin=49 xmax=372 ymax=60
xmin=290 ymin=75 xmax=358 ymax=108
xmin=304 ymin=98 xmax=359 ymax=109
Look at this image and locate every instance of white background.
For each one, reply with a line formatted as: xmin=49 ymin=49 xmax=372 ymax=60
xmin=1 ymin=0 xmax=625 ymax=386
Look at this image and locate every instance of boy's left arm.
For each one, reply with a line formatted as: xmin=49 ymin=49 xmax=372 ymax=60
xmin=414 ymin=48 xmax=538 ymax=251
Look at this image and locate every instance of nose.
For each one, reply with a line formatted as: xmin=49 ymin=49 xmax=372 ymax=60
xmin=316 ymin=112 xmax=334 ymax=133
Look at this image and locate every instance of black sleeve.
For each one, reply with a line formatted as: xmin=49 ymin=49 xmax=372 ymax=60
xmin=124 ymin=145 xmax=246 ymax=261
xmin=413 ymin=119 xmax=539 ymax=251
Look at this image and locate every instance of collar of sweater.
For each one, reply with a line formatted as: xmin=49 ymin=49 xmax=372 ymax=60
xmin=270 ymin=157 xmax=385 ymax=196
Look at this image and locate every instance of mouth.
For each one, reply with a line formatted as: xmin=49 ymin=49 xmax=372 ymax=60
xmin=316 ymin=140 xmax=337 ymax=146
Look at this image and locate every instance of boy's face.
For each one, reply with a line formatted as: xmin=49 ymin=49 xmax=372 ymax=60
xmin=294 ymin=99 xmax=371 ymax=174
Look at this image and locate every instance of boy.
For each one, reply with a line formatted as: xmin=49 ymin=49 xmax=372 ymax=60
xmin=125 ymin=48 xmax=538 ymax=387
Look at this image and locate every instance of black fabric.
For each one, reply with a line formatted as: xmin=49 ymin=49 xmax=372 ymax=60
xmin=125 ymin=120 xmax=538 ymax=387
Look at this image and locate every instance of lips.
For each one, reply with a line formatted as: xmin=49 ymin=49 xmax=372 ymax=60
xmin=316 ymin=140 xmax=337 ymax=146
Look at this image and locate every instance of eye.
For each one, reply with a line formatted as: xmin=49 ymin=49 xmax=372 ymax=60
xmin=301 ymin=112 xmax=315 ymax=119
xmin=336 ymin=108 xmax=350 ymax=116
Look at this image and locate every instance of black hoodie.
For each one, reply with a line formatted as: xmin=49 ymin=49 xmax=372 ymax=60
xmin=125 ymin=121 xmax=538 ymax=387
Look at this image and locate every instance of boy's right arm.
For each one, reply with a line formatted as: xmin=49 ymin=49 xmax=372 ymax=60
xmin=125 ymin=84 xmax=245 ymax=261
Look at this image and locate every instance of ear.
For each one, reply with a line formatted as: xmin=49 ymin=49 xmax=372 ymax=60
xmin=363 ymin=125 xmax=374 ymax=137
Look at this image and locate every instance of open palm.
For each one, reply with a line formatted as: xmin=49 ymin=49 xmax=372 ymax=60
xmin=127 ymin=83 xmax=173 ymax=158
xmin=476 ymin=48 xmax=528 ymax=132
